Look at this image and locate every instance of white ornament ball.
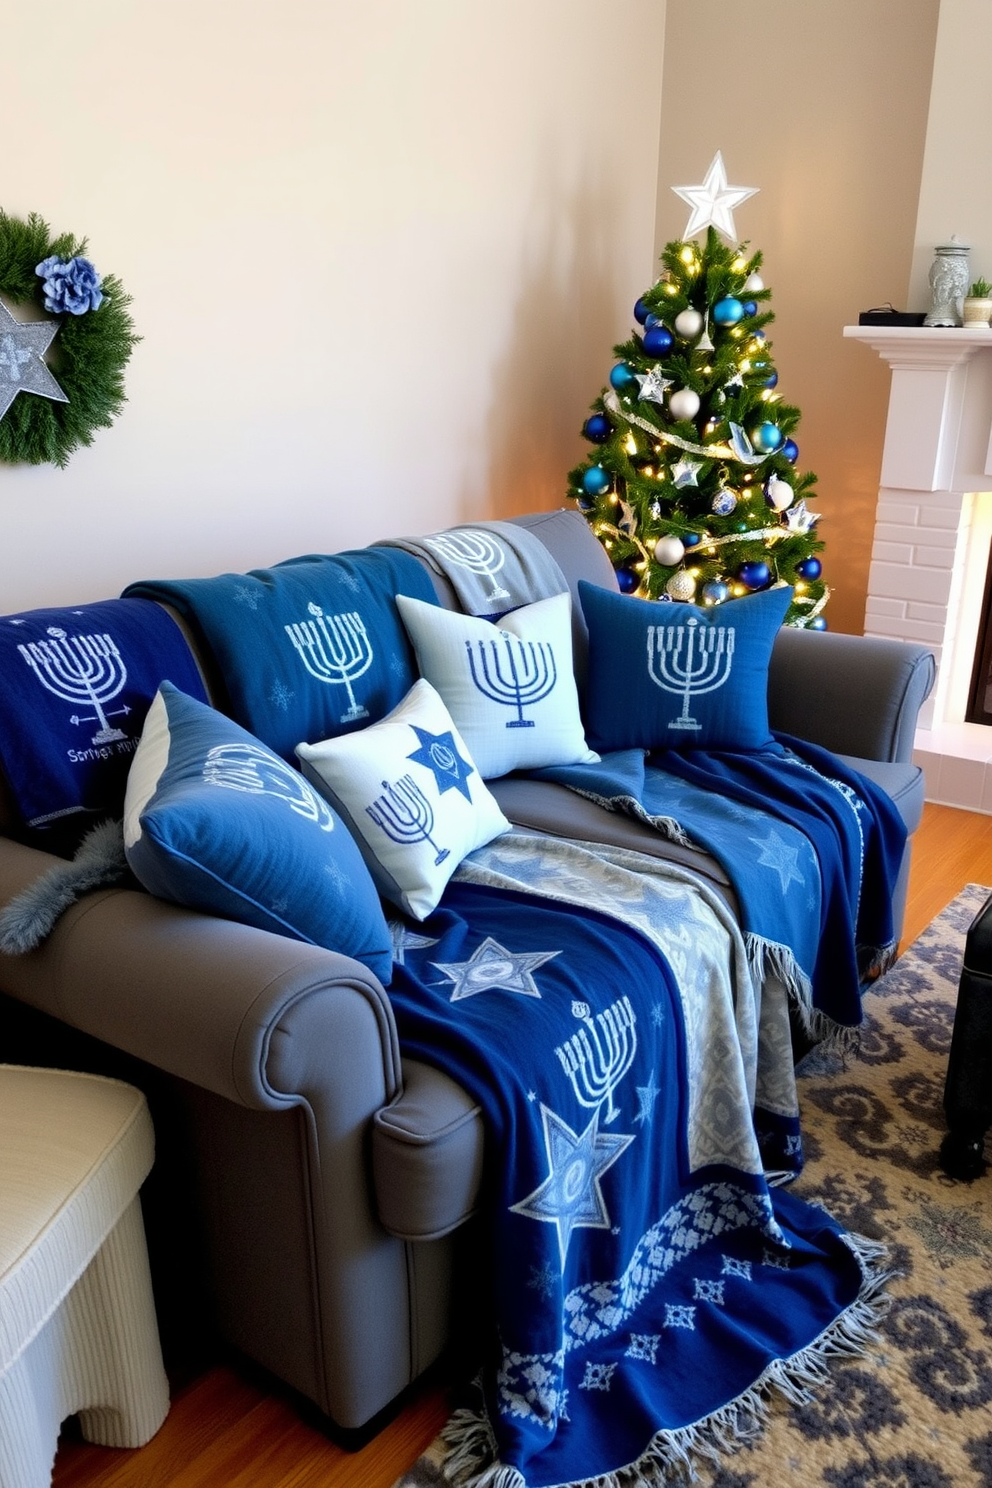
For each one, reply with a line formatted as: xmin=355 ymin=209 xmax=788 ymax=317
xmin=668 ymin=387 xmax=701 ymax=421
xmin=666 ymin=569 xmax=697 ymax=601
xmin=674 ymin=307 xmax=704 ymax=339
xmin=653 ymin=534 xmax=686 ymax=566
xmin=766 ymin=474 xmax=794 ymax=512
xmin=743 ymin=271 xmax=764 ymax=292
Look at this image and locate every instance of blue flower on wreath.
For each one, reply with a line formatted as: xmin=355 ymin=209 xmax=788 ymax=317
xmin=35 ymin=254 xmax=103 ymax=315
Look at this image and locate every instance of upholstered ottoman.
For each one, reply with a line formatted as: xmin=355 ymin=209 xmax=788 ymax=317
xmin=940 ymin=894 xmax=992 ymax=1180
xmin=0 ymin=1066 xmax=169 ymax=1488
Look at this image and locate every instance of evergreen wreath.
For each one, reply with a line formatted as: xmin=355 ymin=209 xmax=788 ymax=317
xmin=0 ymin=211 xmax=139 ymax=467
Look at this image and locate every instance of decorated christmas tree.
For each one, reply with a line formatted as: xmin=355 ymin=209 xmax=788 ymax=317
xmin=567 ymin=155 xmax=827 ymax=627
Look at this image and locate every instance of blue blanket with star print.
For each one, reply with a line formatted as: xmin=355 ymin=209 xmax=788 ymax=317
xmin=123 ymin=548 xmax=439 ymax=762
xmin=530 ymin=734 xmax=907 ymax=1038
xmin=387 ymin=835 xmax=888 ymax=1488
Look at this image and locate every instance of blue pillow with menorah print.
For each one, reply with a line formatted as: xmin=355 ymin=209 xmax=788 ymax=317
xmin=577 ymin=581 xmax=793 ymax=754
xmin=123 ymin=682 xmax=393 ymax=983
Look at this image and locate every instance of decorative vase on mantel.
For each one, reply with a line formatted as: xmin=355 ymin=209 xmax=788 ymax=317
xmin=924 ymin=236 xmax=971 ymax=326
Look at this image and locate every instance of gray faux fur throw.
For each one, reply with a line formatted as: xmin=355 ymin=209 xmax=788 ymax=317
xmin=0 ymin=819 xmax=128 ymax=954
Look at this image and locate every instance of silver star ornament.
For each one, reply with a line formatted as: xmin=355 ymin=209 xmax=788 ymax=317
xmin=0 ymin=299 xmax=68 ymax=419
xmin=672 ymin=152 xmax=758 ymax=241
xmin=636 ymin=365 xmax=673 ymax=404
xmin=784 ymin=501 xmax=822 ymax=535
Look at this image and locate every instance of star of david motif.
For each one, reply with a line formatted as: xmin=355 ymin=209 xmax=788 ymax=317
xmin=509 ymin=1104 xmax=634 ymax=1265
xmin=634 ymin=1069 xmax=661 ymax=1126
xmin=431 ymin=936 xmax=560 ymax=1001
xmin=672 ymin=151 xmax=758 ymax=240
xmin=748 ymin=827 xmax=805 ymax=894
xmin=0 ymin=299 xmax=68 ymax=420
xmin=388 ymin=921 xmax=440 ymax=965
xmin=407 ymin=725 xmax=474 ymax=801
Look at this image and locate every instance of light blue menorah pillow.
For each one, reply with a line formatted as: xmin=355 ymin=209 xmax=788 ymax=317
xmin=578 ymin=581 xmax=793 ymax=753
xmin=123 ymin=682 xmax=393 ymax=983
xmin=296 ymin=679 xmax=510 ymax=920
xmin=394 ymin=592 xmax=599 ymax=779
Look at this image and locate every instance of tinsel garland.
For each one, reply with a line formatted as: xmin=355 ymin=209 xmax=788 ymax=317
xmin=0 ymin=211 xmax=139 ymax=467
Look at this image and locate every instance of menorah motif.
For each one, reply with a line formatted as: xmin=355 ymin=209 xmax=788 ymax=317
xmin=555 ymin=996 xmax=637 ymax=1124
xmin=19 ymin=626 xmax=129 ymax=745
xmin=284 ymin=604 xmax=372 ymax=723
xmin=646 ymin=617 xmax=735 ymax=732
xmin=424 ymin=530 xmax=510 ymax=601
xmin=367 ymin=774 xmax=450 ymax=866
xmin=203 ymin=742 xmax=335 ymax=830
xmin=466 ymin=635 xmax=557 ymax=728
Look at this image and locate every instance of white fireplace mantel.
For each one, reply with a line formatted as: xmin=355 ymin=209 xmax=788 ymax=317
xmin=845 ymin=323 xmax=992 ymax=812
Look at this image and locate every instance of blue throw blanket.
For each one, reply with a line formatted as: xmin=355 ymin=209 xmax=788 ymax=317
xmin=388 ymin=835 xmax=888 ymax=1488
xmin=0 ymin=598 xmax=207 ymax=831
xmin=531 ymin=736 xmax=907 ymax=1038
xmin=123 ymin=548 xmax=438 ymax=761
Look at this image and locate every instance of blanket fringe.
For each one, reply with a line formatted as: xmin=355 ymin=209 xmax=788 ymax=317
xmin=746 ymin=932 xmax=863 ymax=1057
xmin=440 ymin=1232 xmax=892 ymax=1488
xmin=563 ymin=787 xmax=694 ymax=851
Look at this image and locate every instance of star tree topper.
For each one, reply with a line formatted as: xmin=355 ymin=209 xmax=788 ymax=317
xmin=672 ymin=151 xmax=758 ymax=241
xmin=0 ymin=299 xmax=68 ymax=419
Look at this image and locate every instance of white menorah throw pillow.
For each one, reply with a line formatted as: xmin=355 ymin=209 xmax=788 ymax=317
xmin=395 ymin=591 xmax=599 ymax=779
xmin=296 ymin=679 xmax=510 ymax=920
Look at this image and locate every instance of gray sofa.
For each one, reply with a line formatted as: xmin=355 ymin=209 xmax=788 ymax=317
xmin=0 ymin=508 xmax=935 ymax=1438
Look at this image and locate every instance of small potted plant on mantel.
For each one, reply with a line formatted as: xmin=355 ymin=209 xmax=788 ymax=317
xmin=963 ymin=278 xmax=992 ymax=326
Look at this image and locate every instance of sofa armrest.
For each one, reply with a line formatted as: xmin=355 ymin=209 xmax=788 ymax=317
xmin=767 ymin=627 xmax=935 ymax=764
xmin=0 ymin=838 xmax=402 ymax=1114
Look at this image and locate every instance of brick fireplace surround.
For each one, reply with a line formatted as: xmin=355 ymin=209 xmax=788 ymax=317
xmin=846 ymin=324 xmax=992 ymax=814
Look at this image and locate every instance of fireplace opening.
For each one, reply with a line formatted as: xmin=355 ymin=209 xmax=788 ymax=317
xmin=966 ymin=545 xmax=992 ymax=726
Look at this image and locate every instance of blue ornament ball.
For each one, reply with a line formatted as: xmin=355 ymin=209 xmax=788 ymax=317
xmin=796 ymin=556 xmax=822 ymax=580
xmin=610 ymin=362 xmax=637 ymax=392
xmin=634 ymin=297 xmax=650 ymax=325
xmin=701 ymin=580 xmax=729 ymax=606
xmin=582 ymin=465 xmax=611 ymax=496
xmin=763 ymin=370 xmax=778 ymax=389
xmin=583 ymin=413 xmax=611 ymax=443
xmin=782 ymin=438 xmax=800 ymax=463
xmin=753 ymin=421 xmax=783 ymax=453
xmin=576 ymin=493 xmax=596 ymax=512
xmin=682 ymin=531 xmax=702 ymax=548
xmin=713 ymin=297 xmax=744 ymax=326
xmin=809 ymin=615 xmax=828 ymax=631
xmin=742 ymin=300 xmax=758 ymax=316
xmin=643 ymin=324 xmax=674 ymax=356
xmin=738 ymin=560 xmax=771 ymax=591
xmin=616 ymin=566 xmax=639 ymax=594
xmin=644 ymin=313 xmax=660 ymax=328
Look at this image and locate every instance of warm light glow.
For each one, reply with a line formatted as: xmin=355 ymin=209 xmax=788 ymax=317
xmin=740 ymin=359 xmax=751 ymax=372
xmin=731 ymin=327 xmax=744 ymax=339
xmin=625 ymin=433 xmax=638 ymax=454
xmin=732 ymin=584 xmax=746 ymax=595
xmin=664 ymin=283 xmax=678 ymax=296
xmin=643 ymin=466 xmax=654 ymax=477
xmin=680 ymin=245 xmax=695 ymax=265
xmin=732 ymin=256 xmax=747 ymax=271
xmin=609 ymin=493 xmax=618 ymax=503
xmin=689 ymin=568 xmax=701 ymax=578
xmin=796 ymin=581 xmax=806 ymax=594
xmin=703 ymin=365 xmax=712 ymax=374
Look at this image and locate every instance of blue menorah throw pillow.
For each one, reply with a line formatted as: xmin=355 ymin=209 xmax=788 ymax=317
xmin=394 ymin=591 xmax=599 ymax=779
xmin=296 ymin=679 xmax=510 ymax=920
xmin=0 ymin=598 xmax=209 ymax=834
xmin=578 ymin=580 xmax=793 ymax=753
xmin=123 ymin=682 xmax=393 ymax=983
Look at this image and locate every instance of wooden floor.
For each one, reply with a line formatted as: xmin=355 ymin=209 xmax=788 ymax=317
xmin=51 ymin=800 xmax=992 ymax=1488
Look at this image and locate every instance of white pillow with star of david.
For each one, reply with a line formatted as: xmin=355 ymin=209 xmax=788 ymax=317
xmin=296 ymin=678 xmax=510 ymax=920
xmin=394 ymin=591 xmax=599 ymax=779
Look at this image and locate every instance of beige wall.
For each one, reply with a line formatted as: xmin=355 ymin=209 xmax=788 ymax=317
xmin=656 ymin=0 xmax=939 ymax=635
xmin=0 ymin=0 xmax=665 ymax=612
xmin=910 ymin=0 xmax=992 ymax=306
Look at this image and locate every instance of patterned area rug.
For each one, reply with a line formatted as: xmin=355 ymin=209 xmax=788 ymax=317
xmin=392 ymin=884 xmax=992 ymax=1488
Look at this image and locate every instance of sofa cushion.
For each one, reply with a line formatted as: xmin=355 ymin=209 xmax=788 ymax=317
xmin=297 ymin=679 xmax=509 ymax=920
xmin=373 ymin=1058 xmax=484 ymax=1241
xmin=395 ymin=592 xmax=598 ymax=779
xmin=579 ymin=580 xmax=792 ymax=753
xmin=123 ymin=682 xmax=393 ymax=983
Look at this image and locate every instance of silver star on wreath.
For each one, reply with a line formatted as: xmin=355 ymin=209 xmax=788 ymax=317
xmin=510 ymin=1104 xmax=634 ymax=1265
xmin=0 ymin=300 xmax=68 ymax=419
xmin=671 ymin=457 xmax=702 ymax=488
xmin=636 ymin=365 xmax=673 ymax=404
xmin=430 ymin=936 xmax=561 ymax=1002
xmin=672 ymin=151 xmax=758 ymax=241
